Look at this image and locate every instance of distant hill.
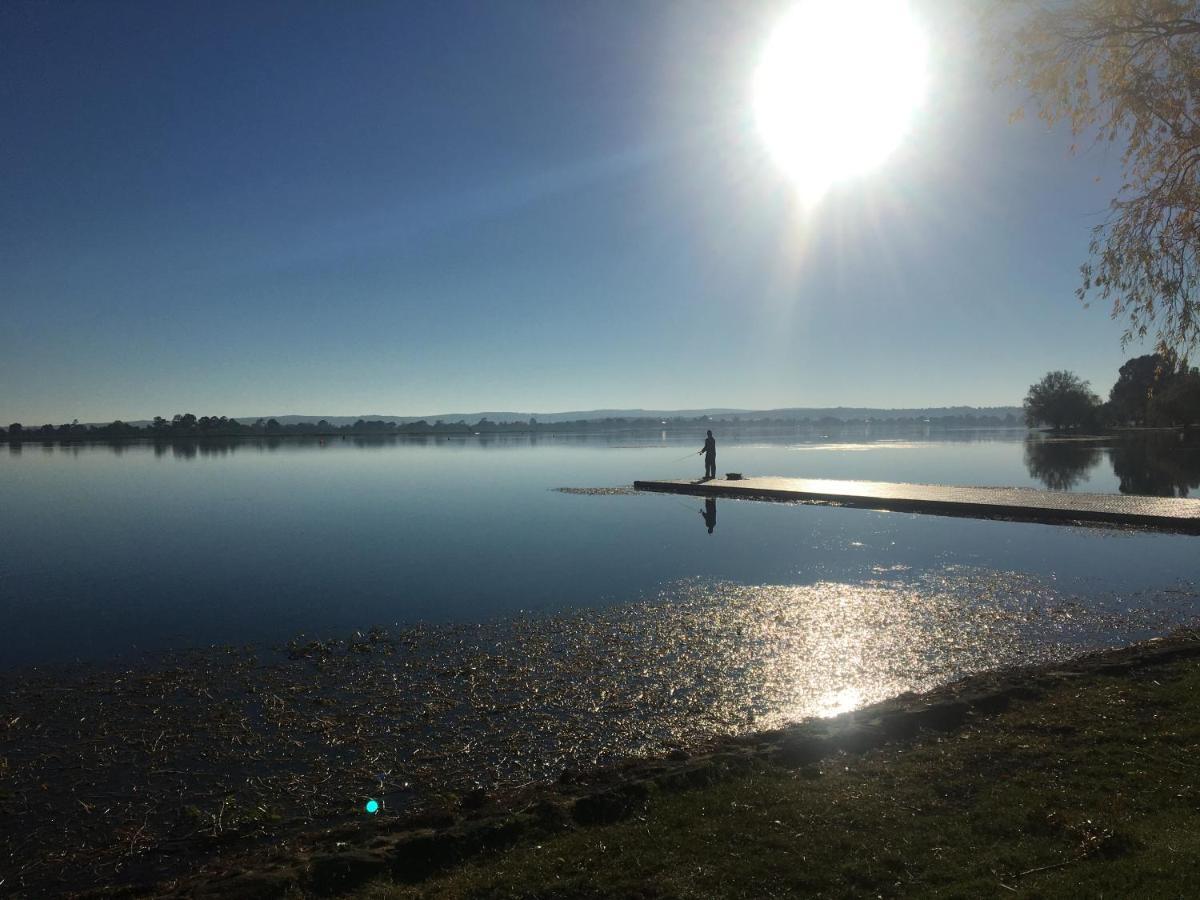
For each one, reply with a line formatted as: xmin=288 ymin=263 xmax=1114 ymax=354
xmin=188 ymin=406 xmax=1024 ymax=427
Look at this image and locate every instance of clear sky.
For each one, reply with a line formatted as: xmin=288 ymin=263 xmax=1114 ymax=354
xmin=1 ymin=0 xmax=1147 ymax=423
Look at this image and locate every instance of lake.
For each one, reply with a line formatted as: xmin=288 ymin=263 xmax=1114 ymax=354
xmin=2 ymin=428 xmax=1198 ymax=669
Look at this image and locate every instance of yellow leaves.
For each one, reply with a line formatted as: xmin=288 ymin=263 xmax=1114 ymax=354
xmin=990 ymin=0 xmax=1200 ymax=354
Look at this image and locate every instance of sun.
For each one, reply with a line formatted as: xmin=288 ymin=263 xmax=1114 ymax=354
xmin=753 ymin=0 xmax=929 ymax=203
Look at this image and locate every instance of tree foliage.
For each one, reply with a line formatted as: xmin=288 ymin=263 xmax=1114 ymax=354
xmin=1024 ymin=370 xmax=1102 ymax=428
xmin=1108 ymin=352 xmax=1176 ymax=423
xmin=1101 ymin=351 xmax=1200 ymax=423
xmin=1151 ymin=366 xmax=1200 ymax=422
xmin=992 ymin=0 xmax=1200 ymax=358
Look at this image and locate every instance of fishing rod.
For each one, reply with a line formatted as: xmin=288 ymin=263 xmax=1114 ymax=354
xmin=671 ymin=449 xmax=702 ymax=462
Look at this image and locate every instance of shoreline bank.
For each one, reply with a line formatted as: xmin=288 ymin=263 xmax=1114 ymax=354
xmin=155 ymin=629 xmax=1200 ymax=897
xmin=5 ymin=571 xmax=1200 ymax=894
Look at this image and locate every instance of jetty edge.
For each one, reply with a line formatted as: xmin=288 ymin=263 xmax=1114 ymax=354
xmin=633 ymin=475 xmax=1200 ymax=533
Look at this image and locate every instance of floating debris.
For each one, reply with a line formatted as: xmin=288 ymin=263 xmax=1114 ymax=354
xmin=553 ymin=486 xmax=639 ymax=495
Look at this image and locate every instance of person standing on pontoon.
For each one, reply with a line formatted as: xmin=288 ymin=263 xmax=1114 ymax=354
xmin=700 ymin=430 xmax=716 ymax=480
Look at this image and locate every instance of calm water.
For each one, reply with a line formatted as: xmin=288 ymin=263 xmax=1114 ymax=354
xmin=2 ymin=429 xmax=1199 ymax=668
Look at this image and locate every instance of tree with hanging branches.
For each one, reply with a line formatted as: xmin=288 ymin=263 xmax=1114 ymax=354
xmin=991 ymin=0 xmax=1200 ymax=361
xmin=1024 ymin=369 xmax=1102 ymax=428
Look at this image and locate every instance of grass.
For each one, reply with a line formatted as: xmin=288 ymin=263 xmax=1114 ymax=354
xmin=352 ymin=656 xmax=1200 ymax=898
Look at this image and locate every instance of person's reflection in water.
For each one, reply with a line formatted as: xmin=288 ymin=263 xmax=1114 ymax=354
xmin=701 ymin=497 xmax=717 ymax=534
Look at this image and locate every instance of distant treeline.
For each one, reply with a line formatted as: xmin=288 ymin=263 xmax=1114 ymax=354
xmin=0 ymin=411 xmax=1023 ymax=442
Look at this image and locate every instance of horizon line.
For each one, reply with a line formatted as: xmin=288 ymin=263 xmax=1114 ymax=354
xmin=7 ymin=402 xmax=1026 ymax=427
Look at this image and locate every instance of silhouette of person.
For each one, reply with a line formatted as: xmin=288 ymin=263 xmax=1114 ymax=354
xmin=701 ymin=497 xmax=717 ymax=533
xmin=700 ymin=430 xmax=716 ymax=480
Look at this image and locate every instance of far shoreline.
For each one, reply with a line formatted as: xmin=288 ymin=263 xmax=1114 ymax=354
xmin=8 ymin=425 xmax=1200 ymax=446
xmin=1 ymin=421 xmax=1039 ymax=445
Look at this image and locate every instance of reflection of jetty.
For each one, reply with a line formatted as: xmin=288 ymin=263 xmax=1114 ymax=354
xmin=633 ymin=476 xmax=1200 ymax=534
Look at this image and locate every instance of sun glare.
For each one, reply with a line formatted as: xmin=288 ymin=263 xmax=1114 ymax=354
xmin=753 ymin=0 xmax=929 ymax=203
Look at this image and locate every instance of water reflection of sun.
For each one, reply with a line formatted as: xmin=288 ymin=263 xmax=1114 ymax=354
xmin=816 ymin=686 xmax=863 ymax=718
xmin=692 ymin=567 xmax=1141 ymax=734
xmin=743 ymin=583 xmax=901 ymax=730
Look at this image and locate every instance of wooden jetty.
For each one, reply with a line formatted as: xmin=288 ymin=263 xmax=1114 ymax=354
xmin=632 ymin=476 xmax=1200 ymax=534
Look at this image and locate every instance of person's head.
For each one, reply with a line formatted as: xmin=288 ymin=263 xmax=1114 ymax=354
xmin=707 ymin=430 xmax=713 ymax=437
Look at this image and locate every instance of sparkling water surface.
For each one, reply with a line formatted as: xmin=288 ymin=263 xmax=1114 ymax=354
xmin=1 ymin=430 xmax=1198 ymax=668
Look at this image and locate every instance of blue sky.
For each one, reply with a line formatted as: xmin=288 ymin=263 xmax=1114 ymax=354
xmin=1 ymin=0 xmax=1144 ymax=423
